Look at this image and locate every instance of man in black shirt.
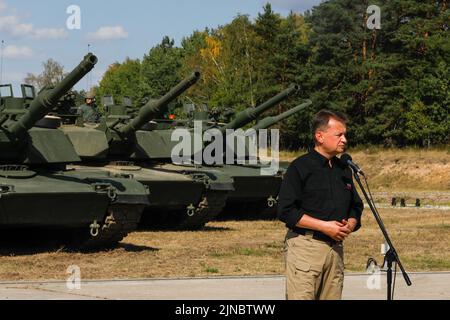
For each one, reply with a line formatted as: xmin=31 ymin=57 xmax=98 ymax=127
xmin=278 ymin=109 xmax=363 ymax=300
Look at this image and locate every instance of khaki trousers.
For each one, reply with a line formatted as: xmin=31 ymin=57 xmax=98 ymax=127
xmin=284 ymin=231 xmax=344 ymax=300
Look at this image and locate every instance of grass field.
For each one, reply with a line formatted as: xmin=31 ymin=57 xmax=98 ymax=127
xmin=0 ymin=208 xmax=448 ymax=281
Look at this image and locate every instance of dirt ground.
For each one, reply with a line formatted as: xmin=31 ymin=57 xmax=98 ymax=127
xmin=0 ymin=208 xmax=448 ymax=281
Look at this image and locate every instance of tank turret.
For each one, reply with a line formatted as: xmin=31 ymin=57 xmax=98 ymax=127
xmin=119 ymin=71 xmax=200 ymax=136
xmin=0 ymin=53 xmax=97 ymax=163
xmin=8 ymin=53 xmax=97 ymax=138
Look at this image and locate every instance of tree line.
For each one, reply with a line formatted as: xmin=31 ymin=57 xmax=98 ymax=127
xmin=28 ymin=1 xmax=450 ymax=149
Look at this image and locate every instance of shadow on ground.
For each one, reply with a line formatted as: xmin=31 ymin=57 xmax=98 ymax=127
xmin=117 ymin=243 xmax=159 ymax=253
xmin=136 ymin=225 xmax=233 ymax=232
xmin=0 ymin=229 xmax=157 ymax=256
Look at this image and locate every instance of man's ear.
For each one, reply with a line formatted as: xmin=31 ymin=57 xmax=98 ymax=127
xmin=315 ymin=131 xmax=323 ymax=144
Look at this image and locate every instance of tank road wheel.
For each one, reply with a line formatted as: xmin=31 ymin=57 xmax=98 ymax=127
xmin=67 ymin=204 xmax=144 ymax=250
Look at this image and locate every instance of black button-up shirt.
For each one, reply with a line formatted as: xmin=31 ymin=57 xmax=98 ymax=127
xmin=278 ymin=149 xmax=364 ymax=232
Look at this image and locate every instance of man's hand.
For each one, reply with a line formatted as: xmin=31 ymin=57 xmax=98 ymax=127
xmin=341 ymin=218 xmax=358 ymax=232
xmin=295 ymin=215 xmax=358 ymax=241
xmin=319 ymin=221 xmax=351 ymax=241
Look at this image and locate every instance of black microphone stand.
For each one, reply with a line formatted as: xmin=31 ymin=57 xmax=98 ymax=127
xmin=351 ymin=169 xmax=412 ymax=300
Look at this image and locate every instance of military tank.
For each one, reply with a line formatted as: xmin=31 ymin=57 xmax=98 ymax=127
xmin=148 ymin=84 xmax=304 ymax=220
xmin=58 ymin=71 xmax=232 ymax=230
xmin=0 ymin=53 xmax=149 ymax=250
xmin=194 ymin=84 xmax=300 ymax=219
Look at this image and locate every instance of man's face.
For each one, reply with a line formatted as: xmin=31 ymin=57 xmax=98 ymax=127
xmin=86 ymin=98 xmax=94 ymax=105
xmin=315 ymin=118 xmax=347 ymax=156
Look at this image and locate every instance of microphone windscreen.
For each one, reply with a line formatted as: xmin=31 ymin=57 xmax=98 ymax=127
xmin=340 ymin=153 xmax=352 ymax=164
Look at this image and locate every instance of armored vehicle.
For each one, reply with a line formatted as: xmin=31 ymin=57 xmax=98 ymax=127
xmin=59 ymin=71 xmax=232 ymax=230
xmin=146 ymin=84 xmax=306 ymax=220
xmin=0 ymin=53 xmax=149 ymax=249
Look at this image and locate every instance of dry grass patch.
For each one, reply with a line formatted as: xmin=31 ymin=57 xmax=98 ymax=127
xmin=279 ymin=148 xmax=449 ymax=195
xmin=0 ymin=209 xmax=448 ymax=281
xmin=351 ymin=148 xmax=450 ymax=192
xmin=345 ymin=208 xmax=450 ymax=271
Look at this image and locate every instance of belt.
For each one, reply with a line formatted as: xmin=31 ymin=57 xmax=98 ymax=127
xmin=290 ymin=227 xmax=339 ymax=246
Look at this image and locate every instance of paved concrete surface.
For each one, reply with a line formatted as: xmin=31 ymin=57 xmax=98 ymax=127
xmin=0 ymin=272 xmax=448 ymax=300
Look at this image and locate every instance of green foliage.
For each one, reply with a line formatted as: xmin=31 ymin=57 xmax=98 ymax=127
xmin=141 ymin=36 xmax=184 ymax=99
xmin=296 ymin=0 xmax=449 ymax=147
xmin=96 ymin=1 xmax=449 ymax=148
xmin=140 ymin=36 xmax=185 ymax=117
xmin=95 ymin=58 xmax=142 ymax=110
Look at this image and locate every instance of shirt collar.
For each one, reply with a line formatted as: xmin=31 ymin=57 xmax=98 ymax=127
xmin=311 ymin=149 xmax=340 ymax=167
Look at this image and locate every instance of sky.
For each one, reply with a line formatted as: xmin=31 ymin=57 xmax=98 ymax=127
xmin=0 ymin=0 xmax=322 ymax=93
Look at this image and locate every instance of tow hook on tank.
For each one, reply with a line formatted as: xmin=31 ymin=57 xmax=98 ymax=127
xmin=186 ymin=204 xmax=196 ymax=217
xmin=267 ymin=196 xmax=277 ymax=207
xmin=107 ymin=187 xmax=118 ymax=202
xmin=0 ymin=185 xmax=14 ymax=195
xmin=93 ymin=183 xmax=118 ymax=202
xmin=191 ymin=173 xmax=210 ymax=188
xmin=89 ymin=220 xmax=100 ymax=237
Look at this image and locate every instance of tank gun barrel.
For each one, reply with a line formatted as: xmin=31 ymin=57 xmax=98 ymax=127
xmin=251 ymin=100 xmax=312 ymax=130
xmin=9 ymin=53 xmax=98 ymax=136
xmin=120 ymin=71 xmax=200 ymax=136
xmin=221 ymin=84 xmax=299 ymax=132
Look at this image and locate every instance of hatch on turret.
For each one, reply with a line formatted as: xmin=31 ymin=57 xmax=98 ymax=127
xmin=0 ymin=84 xmax=13 ymax=98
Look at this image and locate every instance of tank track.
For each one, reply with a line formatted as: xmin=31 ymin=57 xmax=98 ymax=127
xmin=68 ymin=204 xmax=144 ymax=250
xmin=142 ymin=190 xmax=228 ymax=230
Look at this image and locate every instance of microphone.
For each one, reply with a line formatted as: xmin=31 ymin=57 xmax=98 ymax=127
xmin=340 ymin=153 xmax=365 ymax=176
